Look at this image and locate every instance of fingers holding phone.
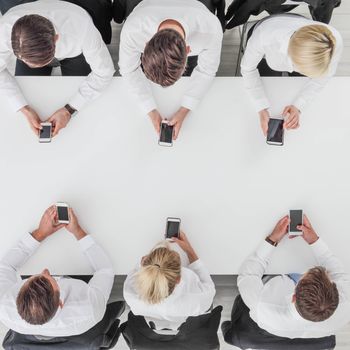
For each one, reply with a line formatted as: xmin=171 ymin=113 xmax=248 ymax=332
xmin=20 ymin=105 xmax=42 ymax=135
xmin=283 ymin=105 xmax=300 ymax=130
xmin=148 ymin=109 xmax=162 ymax=134
xmin=65 ymin=207 xmax=87 ymax=240
xmin=258 ymin=109 xmax=270 ymax=136
xmin=290 ymin=214 xmax=319 ymax=245
xmin=171 ymin=231 xmax=198 ymax=264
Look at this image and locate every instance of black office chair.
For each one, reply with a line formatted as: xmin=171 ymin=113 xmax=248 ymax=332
xmin=112 ymin=0 xmax=226 ymax=30
xmin=225 ymin=0 xmax=341 ymax=29
xmin=0 ymin=0 xmax=113 ymax=44
xmin=2 ymin=301 xmax=126 ymax=350
xmin=221 ymin=295 xmax=336 ymax=350
xmin=120 ymin=305 xmax=223 ymax=350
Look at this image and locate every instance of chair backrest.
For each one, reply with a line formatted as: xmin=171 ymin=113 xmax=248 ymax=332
xmin=121 ymin=306 xmax=223 ymax=350
xmin=2 ymin=301 xmax=125 ymax=350
xmin=223 ymin=295 xmax=336 ymax=350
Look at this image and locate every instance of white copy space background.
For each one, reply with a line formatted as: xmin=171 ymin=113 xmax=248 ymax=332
xmin=0 ymin=77 xmax=349 ymax=275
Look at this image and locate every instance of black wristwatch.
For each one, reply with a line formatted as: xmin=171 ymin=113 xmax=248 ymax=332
xmin=64 ymin=104 xmax=77 ymax=117
xmin=265 ymin=236 xmax=278 ymax=247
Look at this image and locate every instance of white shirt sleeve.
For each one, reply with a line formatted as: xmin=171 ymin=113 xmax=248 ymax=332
xmin=187 ymin=259 xmax=216 ymax=312
xmin=181 ymin=28 xmax=223 ymax=111
xmin=240 ymin=30 xmax=270 ymax=113
xmin=0 ymin=234 xmax=40 ymax=300
xmin=0 ymin=53 xmax=28 ymax=112
xmin=237 ymin=241 xmax=275 ymax=316
xmin=78 ymin=235 xmax=114 ymax=322
xmin=68 ymin=19 xmax=115 ymax=111
xmin=119 ymin=27 xmax=157 ymax=115
xmin=311 ymin=238 xmax=350 ymax=289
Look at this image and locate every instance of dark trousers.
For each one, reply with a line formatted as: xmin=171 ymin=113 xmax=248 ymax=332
xmin=2 ymin=301 xmax=126 ymax=350
xmin=15 ymin=54 xmax=92 ymax=77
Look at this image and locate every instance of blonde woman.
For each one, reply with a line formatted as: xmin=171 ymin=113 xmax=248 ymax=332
xmin=240 ymin=14 xmax=343 ymax=136
xmin=123 ymin=232 xmax=216 ymax=331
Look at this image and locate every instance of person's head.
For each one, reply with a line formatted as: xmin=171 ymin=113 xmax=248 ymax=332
xmin=16 ymin=268 xmax=61 ymax=325
xmin=11 ymin=14 xmax=58 ymax=68
xmin=288 ymin=24 xmax=336 ymax=78
xmin=142 ymin=22 xmax=190 ymax=87
xmin=136 ymin=244 xmax=181 ymax=304
xmin=293 ymin=266 xmax=339 ymax=322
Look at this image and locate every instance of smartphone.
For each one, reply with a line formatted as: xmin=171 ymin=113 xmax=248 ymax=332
xmin=158 ymin=120 xmax=173 ymax=147
xmin=266 ymin=118 xmax=284 ymax=146
xmin=165 ymin=217 xmax=181 ymax=239
xmin=289 ymin=210 xmax=303 ymax=235
xmin=39 ymin=123 xmax=52 ymax=143
xmin=56 ymin=202 xmax=69 ymax=224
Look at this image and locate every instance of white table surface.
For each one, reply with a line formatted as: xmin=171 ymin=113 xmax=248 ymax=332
xmin=0 ymin=76 xmax=349 ymax=275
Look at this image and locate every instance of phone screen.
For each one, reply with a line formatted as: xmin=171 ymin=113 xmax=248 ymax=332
xmin=57 ymin=206 xmax=69 ymax=222
xmin=290 ymin=210 xmax=303 ymax=232
xmin=160 ymin=123 xmax=173 ymax=144
xmin=267 ymin=119 xmax=284 ymax=144
xmin=40 ymin=125 xmax=51 ymax=139
xmin=166 ymin=220 xmax=180 ymax=239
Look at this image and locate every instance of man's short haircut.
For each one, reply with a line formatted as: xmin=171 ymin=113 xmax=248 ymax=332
xmin=295 ymin=266 xmax=339 ymax=322
xmin=142 ymin=29 xmax=187 ymax=87
xmin=11 ymin=14 xmax=56 ymax=66
xmin=16 ymin=275 xmax=60 ymax=325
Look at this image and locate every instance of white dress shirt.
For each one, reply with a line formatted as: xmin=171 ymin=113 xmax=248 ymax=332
xmin=241 ymin=14 xmax=343 ymax=112
xmin=0 ymin=233 xmax=114 ymax=337
xmin=124 ymin=258 xmax=216 ymax=331
xmin=0 ymin=0 xmax=115 ymax=112
xmin=118 ymin=0 xmax=223 ymax=115
xmin=238 ymin=238 xmax=350 ymax=338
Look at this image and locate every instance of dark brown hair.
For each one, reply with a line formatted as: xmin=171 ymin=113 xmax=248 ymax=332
xmin=11 ymin=14 xmax=56 ymax=66
xmin=142 ymin=29 xmax=187 ymax=87
xmin=295 ymin=266 xmax=339 ymax=322
xmin=16 ymin=275 xmax=60 ymax=325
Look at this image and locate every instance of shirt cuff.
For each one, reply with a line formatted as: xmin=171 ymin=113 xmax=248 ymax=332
xmin=11 ymin=95 xmax=28 ymax=113
xmin=254 ymin=98 xmax=270 ymax=113
xmin=256 ymin=240 xmax=276 ymax=260
xmin=188 ymin=259 xmax=204 ymax=271
xmin=310 ymin=238 xmax=329 ymax=257
xmin=78 ymin=235 xmax=95 ymax=252
xmin=181 ymin=95 xmax=199 ymax=111
xmin=68 ymin=93 xmax=88 ymax=112
xmin=293 ymin=96 xmax=306 ymax=112
xmin=25 ymin=233 xmax=41 ymax=251
xmin=141 ymin=98 xmax=157 ymax=116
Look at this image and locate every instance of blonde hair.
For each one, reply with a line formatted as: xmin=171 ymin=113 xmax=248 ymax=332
xmin=136 ymin=246 xmax=181 ymax=304
xmin=288 ymin=25 xmax=336 ymax=78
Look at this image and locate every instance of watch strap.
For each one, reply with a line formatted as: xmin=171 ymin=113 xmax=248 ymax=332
xmin=64 ymin=104 xmax=77 ymax=117
xmin=265 ymin=236 xmax=278 ymax=247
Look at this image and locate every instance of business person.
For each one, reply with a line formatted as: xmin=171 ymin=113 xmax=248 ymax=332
xmin=119 ymin=0 xmax=223 ymax=140
xmin=241 ymin=14 xmax=343 ymax=136
xmin=238 ymin=214 xmax=350 ymax=338
xmin=124 ymin=232 xmax=216 ymax=331
xmin=0 ymin=205 xmax=115 ymax=337
xmin=0 ymin=0 xmax=115 ymax=137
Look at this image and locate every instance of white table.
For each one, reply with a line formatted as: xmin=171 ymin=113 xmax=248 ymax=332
xmin=0 ymin=76 xmax=349 ymax=275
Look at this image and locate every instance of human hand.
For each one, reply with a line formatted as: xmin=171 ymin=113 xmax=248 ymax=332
xmin=289 ymin=215 xmax=319 ymax=245
xmin=65 ymin=208 xmax=87 ymax=240
xmin=268 ymin=215 xmax=290 ymax=244
xmin=169 ymin=107 xmax=189 ymax=140
xmin=32 ymin=205 xmax=65 ymax=242
xmin=171 ymin=231 xmax=198 ymax=263
xmin=47 ymin=107 xmax=71 ymax=137
xmin=258 ymin=109 xmax=270 ymax=136
xmin=148 ymin=109 xmax=162 ymax=134
xmin=20 ymin=105 xmax=42 ymax=135
xmin=283 ymin=105 xmax=300 ymax=130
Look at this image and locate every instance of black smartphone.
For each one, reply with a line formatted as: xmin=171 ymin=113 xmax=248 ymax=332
xmin=289 ymin=210 xmax=303 ymax=235
xmin=39 ymin=123 xmax=52 ymax=143
xmin=56 ymin=202 xmax=69 ymax=224
xmin=267 ymin=118 xmax=284 ymax=146
xmin=165 ymin=217 xmax=181 ymax=239
xmin=159 ymin=121 xmax=173 ymax=147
